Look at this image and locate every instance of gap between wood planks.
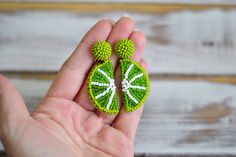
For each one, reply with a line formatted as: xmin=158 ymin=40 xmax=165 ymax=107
xmin=1 ymin=71 xmax=236 ymax=85
xmin=0 ymin=2 xmax=236 ymax=13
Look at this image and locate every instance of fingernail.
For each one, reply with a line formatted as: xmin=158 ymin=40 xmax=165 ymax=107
xmin=102 ymin=17 xmax=115 ymax=25
xmin=122 ymin=13 xmax=133 ymax=20
xmin=134 ymin=28 xmax=142 ymax=32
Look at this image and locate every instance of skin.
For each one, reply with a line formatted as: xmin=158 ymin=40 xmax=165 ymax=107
xmin=0 ymin=16 xmax=148 ymax=157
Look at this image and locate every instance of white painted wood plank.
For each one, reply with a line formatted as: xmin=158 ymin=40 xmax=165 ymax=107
xmin=1 ymin=10 xmax=236 ymax=74
xmin=136 ymin=81 xmax=236 ymax=154
xmin=0 ymin=79 xmax=235 ymax=154
xmin=1 ymin=0 xmax=236 ymax=5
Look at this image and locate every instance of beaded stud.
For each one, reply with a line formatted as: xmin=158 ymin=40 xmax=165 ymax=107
xmin=88 ymin=41 xmax=119 ymax=114
xmin=115 ymin=39 xmax=150 ymax=112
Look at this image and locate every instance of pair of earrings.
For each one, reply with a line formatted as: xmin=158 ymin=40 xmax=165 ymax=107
xmin=88 ymin=39 xmax=150 ymax=114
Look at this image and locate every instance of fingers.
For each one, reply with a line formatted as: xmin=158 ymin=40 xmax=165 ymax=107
xmin=95 ymin=17 xmax=135 ymax=123
xmin=73 ymin=19 xmax=116 ymax=111
xmin=112 ymin=30 xmax=147 ymax=141
xmin=128 ymin=30 xmax=147 ymax=61
xmin=98 ymin=30 xmax=147 ymax=124
xmin=74 ymin=16 xmax=135 ymax=112
xmin=46 ymin=19 xmax=113 ymax=100
xmin=108 ymin=16 xmax=135 ymax=66
xmin=0 ymin=75 xmax=29 ymax=137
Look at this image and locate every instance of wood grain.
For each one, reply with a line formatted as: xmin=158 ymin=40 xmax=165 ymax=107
xmin=0 ymin=79 xmax=236 ymax=155
xmin=1 ymin=0 xmax=236 ymax=4
xmin=1 ymin=2 xmax=236 ymax=156
xmin=1 ymin=10 xmax=236 ymax=75
xmin=0 ymin=2 xmax=236 ymax=13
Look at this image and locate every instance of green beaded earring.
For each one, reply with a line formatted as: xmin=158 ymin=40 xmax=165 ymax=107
xmin=88 ymin=41 xmax=119 ymax=114
xmin=115 ymin=39 xmax=150 ymax=112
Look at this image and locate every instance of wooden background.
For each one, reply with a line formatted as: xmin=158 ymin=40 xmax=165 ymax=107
xmin=1 ymin=0 xmax=236 ymax=156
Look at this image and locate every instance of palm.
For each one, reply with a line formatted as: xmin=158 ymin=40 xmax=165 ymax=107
xmin=0 ymin=17 xmax=147 ymax=157
xmin=16 ymin=97 xmax=131 ymax=157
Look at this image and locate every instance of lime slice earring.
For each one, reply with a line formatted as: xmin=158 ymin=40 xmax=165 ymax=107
xmin=115 ymin=39 xmax=150 ymax=112
xmin=88 ymin=41 xmax=119 ymax=114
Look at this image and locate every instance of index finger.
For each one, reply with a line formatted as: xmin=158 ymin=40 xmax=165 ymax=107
xmin=46 ymin=19 xmax=113 ymax=100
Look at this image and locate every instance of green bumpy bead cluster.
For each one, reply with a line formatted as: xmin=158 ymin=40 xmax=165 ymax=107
xmin=115 ymin=39 xmax=135 ymax=59
xmin=92 ymin=41 xmax=112 ymax=61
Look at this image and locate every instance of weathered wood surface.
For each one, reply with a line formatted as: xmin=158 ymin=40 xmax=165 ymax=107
xmin=1 ymin=0 xmax=236 ymax=4
xmin=1 ymin=2 xmax=236 ymax=156
xmin=1 ymin=3 xmax=236 ymax=14
xmin=0 ymin=79 xmax=236 ymax=155
xmin=1 ymin=10 xmax=236 ymax=74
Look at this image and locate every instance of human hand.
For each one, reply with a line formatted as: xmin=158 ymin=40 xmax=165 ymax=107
xmin=0 ymin=16 xmax=147 ymax=157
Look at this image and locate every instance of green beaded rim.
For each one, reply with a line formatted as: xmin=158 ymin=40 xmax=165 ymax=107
xmin=120 ymin=59 xmax=150 ymax=112
xmin=88 ymin=61 xmax=119 ymax=114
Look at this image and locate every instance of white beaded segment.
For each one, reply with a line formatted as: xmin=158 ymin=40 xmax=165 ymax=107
xmin=91 ymin=82 xmax=109 ymax=87
xmin=129 ymin=73 xmax=144 ymax=83
xmin=98 ymin=68 xmax=113 ymax=82
xmin=125 ymin=64 xmax=134 ymax=79
xmin=130 ymin=85 xmax=146 ymax=90
xmin=92 ymin=68 xmax=116 ymax=109
xmin=122 ymin=63 xmax=146 ymax=104
xmin=126 ymin=89 xmax=138 ymax=104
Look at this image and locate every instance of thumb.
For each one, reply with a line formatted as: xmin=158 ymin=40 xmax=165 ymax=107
xmin=0 ymin=75 xmax=29 ymax=136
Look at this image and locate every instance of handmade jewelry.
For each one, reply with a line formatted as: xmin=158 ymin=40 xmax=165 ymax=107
xmin=115 ymin=39 xmax=150 ymax=112
xmin=88 ymin=41 xmax=119 ymax=114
